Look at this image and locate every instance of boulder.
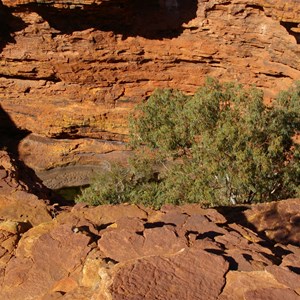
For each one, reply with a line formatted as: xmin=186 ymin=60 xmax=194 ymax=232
xmin=243 ymin=198 xmax=300 ymax=245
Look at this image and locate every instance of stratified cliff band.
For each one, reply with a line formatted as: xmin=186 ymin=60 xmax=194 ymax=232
xmin=0 ymin=0 xmax=300 ymax=188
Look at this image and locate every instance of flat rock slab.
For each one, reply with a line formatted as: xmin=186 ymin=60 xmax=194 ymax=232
xmin=244 ymin=288 xmax=300 ymax=300
xmin=219 ymin=269 xmax=300 ymax=300
xmin=0 ymin=222 xmax=91 ymax=300
xmin=69 ymin=204 xmax=148 ymax=226
xmin=109 ymin=247 xmax=229 ymax=300
xmin=98 ymin=226 xmax=186 ymax=262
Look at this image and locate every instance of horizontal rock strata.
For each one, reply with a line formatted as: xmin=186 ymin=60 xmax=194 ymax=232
xmin=0 ymin=0 xmax=299 ymax=187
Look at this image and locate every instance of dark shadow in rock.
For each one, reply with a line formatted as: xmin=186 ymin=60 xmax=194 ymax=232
xmin=242 ymin=253 xmax=252 ymax=261
xmin=205 ymin=248 xmax=239 ymax=271
xmin=144 ymin=221 xmax=176 ymax=229
xmin=196 ymin=231 xmax=224 ymax=240
xmin=272 ymin=245 xmax=293 ymax=258
xmin=280 ymin=21 xmax=300 ymax=44
xmin=215 ymin=205 xmax=256 ymax=231
xmin=74 ymin=225 xmax=100 ymax=243
xmin=96 ymin=222 xmax=115 ymax=231
xmin=216 ymin=203 xmax=300 ymax=248
xmin=103 ymin=257 xmax=119 ymax=265
xmin=0 ymin=104 xmax=30 ymax=154
xmin=0 ymin=1 xmax=28 ymax=53
xmin=20 ymin=0 xmax=198 ymax=39
xmin=287 ymin=266 xmax=300 ymax=275
xmin=258 ymin=251 xmax=281 ymax=265
xmin=0 ymin=105 xmax=59 ymax=203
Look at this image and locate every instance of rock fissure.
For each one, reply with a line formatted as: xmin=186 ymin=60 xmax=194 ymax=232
xmin=0 ymin=73 xmax=61 ymax=82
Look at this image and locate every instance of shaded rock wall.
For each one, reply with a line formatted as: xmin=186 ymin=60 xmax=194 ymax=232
xmin=0 ymin=0 xmax=300 ymax=188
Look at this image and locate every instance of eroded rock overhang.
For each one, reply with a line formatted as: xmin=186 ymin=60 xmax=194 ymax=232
xmin=0 ymin=0 xmax=299 ymax=189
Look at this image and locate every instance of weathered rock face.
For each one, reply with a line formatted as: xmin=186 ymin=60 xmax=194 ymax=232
xmin=0 ymin=197 xmax=299 ymax=299
xmin=0 ymin=149 xmax=53 ymax=287
xmin=0 ymin=0 xmax=300 ymax=188
xmin=0 ymin=150 xmax=52 ymax=225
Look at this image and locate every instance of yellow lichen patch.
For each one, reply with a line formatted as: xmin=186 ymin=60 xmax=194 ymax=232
xmin=15 ymin=221 xmax=55 ymax=258
xmin=51 ymin=277 xmax=79 ymax=293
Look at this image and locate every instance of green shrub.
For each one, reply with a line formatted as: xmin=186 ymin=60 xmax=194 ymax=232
xmin=77 ymin=150 xmax=168 ymax=209
xmin=76 ymin=78 xmax=300 ymax=208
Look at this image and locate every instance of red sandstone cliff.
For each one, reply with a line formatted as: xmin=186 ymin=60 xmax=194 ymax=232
xmin=0 ymin=3 xmax=299 ymax=297
xmin=0 ymin=0 xmax=299 ymax=188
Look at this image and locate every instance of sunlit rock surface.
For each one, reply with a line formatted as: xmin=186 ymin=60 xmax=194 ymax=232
xmin=0 ymin=194 xmax=299 ymax=299
xmin=0 ymin=0 xmax=299 ymax=188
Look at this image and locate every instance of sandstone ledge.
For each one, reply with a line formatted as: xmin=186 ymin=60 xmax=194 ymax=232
xmin=2 ymin=0 xmax=300 ymax=24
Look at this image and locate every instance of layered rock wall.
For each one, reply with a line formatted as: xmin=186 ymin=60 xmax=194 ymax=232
xmin=0 ymin=0 xmax=299 ymax=188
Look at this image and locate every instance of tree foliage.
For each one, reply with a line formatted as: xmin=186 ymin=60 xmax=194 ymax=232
xmin=76 ymin=78 xmax=300 ymax=208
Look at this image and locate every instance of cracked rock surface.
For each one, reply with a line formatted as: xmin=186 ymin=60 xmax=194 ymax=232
xmin=0 ymin=198 xmax=299 ymax=299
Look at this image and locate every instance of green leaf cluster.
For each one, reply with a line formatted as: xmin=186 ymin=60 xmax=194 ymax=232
xmin=76 ymin=78 xmax=300 ymax=208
